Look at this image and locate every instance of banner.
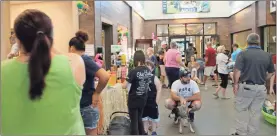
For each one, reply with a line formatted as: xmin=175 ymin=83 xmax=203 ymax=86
xmin=111 ymin=45 xmax=122 ymax=53
xmin=85 ymin=44 xmax=95 ymax=56
xmin=270 ymin=1 xmax=276 ymax=13
xmin=162 ymin=1 xmax=210 ymax=14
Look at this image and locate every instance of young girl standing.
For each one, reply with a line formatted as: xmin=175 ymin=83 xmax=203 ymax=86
xmin=123 ymin=50 xmax=153 ymax=135
xmin=143 ymin=61 xmax=162 ymax=135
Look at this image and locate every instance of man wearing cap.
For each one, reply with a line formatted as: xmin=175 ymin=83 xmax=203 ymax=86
xmin=164 ymin=68 xmax=202 ymax=123
xmin=232 ymin=33 xmax=275 ymax=135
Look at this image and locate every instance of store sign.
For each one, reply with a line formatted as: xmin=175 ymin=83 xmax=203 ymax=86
xmin=111 ymin=45 xmax=122 ymax=53
xmin=85 ymin=44 xmax=95 ymax=56
xmin=162 ymin=1 xmax=210 ymax=14
xmin=270 ymin=1 xmax=276 ymax=13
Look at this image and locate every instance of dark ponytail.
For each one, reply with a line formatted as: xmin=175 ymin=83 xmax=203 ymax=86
xmin=13 ymin=9 xmax=54 ymax=100
xmin=28 ymin=32 xmax=51 ymax=100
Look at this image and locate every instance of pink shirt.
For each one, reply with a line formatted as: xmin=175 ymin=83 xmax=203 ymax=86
xmin=165 ymin=49 xmax=181 ymax=68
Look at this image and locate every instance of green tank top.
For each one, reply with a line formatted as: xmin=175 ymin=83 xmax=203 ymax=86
xmin=1 ymin=55 xmax=85 ymax=135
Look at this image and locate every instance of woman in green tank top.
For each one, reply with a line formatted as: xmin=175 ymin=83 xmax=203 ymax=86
xmin=1 ymin=9 xmax=86 ymax=135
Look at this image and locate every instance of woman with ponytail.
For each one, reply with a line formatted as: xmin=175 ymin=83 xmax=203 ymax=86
xmin=69 ymin=31 xmax=110 ymax=135
xmin=1 ymin=9 xmax=86 ymax=135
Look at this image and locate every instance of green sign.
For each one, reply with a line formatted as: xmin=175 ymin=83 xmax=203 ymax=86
xmin=111 ymin=45 xmax=122 ymax=53
xmin=162 ymin=1 xmax=210 ymax=14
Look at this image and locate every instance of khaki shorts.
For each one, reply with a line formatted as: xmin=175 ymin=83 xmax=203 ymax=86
xmin=204 ymin=66 xmax=216 ymax=76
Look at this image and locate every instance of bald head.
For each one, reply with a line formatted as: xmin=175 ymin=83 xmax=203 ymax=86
xmin=206 ymin=42 xmax=212 ymax=47
xmin=247 ymin=33 xmax=260 ymax=45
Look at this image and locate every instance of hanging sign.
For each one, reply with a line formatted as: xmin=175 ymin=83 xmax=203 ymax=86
xmin=85 ymin=44 xmax=95 ymax=56
xmin=111 ymin=45 xmax=122 ymax=53
xmin=162 ymin=1 xmax=210 ymax=14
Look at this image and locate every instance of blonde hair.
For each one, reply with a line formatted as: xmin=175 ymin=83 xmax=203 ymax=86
xmin=147 ymin=47 xmax=154 ymax=53
xmin=217 ymin=45 xmax=226 ymax=53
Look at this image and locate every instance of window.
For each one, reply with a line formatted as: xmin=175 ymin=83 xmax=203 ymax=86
xmin=264 ymin=26 xmax=276 ymax=54
xmin=157 ymin=25 xmax=168 ymax=36
xmin=204 ymin=23 xmax=216 ymax=35
xmin=168 ymin=24 xmax=186 ymax=35
xmin=186 ymin=24 xmax=203 ymax=35
xmin=232 ymin=30 xmax=252 ymax=50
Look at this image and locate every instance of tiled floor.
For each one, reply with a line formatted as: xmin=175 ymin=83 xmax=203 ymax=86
xmin=156 ymin=81 xmax=276 ymax=135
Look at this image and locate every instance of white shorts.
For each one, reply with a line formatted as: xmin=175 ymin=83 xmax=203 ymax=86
xmin=204 ymin=66 xmax=216 ymax=76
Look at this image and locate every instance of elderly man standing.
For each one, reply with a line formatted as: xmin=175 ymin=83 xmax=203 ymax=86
xmin=232 ymin=33 xmax=275 ymax=135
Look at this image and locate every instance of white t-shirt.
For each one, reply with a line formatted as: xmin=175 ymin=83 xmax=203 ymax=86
xmin=171 ymin=80 xmax=200 ymax=105
xmin=216 ymin=53 xmax=229 ymax=74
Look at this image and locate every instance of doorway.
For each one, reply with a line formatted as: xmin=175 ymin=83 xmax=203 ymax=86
xmin=169 ymin=36 xmax=203 ymax=59
xmin=102 ymin=23 xmax=113 ymax=70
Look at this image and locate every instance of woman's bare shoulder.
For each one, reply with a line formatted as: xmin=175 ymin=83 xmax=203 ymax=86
xmin=66 ymin=53 xmax=84 ymax=64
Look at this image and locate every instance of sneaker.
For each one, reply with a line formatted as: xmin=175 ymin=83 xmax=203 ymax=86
xmin=200 ymin=83 xmax=205 ymax=85
xmin=222 ymin=96 xmax=231 ymax=99
xmin=189 ymin=112 xmax=194 ymax=122
xmin=151 ymin=131 xmax=157 ymax=135
xmin=231 ymin=132 xmax=239 ymax=135
xmin=212 ymin=84 xmax=218 ymax=87
xmin=213 ymin=93 xmax=219 ymax=98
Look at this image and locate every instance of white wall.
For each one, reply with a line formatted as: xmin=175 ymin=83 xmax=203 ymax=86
xmin=126 ymin=1 xmax=145 ymax=18
xmin=142 ymin=1 xmax=231 ymax=20
xmin=1 ymin=1 xmax=11 ymax=60
xmin=10 ymin=1 xmax=79 ymax=53
xmin=229 ymin=1 xmax=256 ymax=15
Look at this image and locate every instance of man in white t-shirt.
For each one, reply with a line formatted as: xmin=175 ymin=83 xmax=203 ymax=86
xmin=165 ymin=68 xmax=202 ymax=123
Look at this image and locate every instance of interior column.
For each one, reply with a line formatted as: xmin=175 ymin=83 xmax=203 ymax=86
xmin=1 ymin=1 xmax=11 ymax=61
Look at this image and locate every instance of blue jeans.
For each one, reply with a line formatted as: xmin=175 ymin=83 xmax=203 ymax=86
xmin=80 ymin=105 xmax=99 ymax=129
xmin=197 ymin=69 xmax=204 ymax=82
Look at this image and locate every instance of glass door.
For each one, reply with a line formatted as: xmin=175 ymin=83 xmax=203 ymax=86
xmin=169 ymin=37 xmax=186 ymax=60
xmin=185 ymin=36 xmax=203 ymax=58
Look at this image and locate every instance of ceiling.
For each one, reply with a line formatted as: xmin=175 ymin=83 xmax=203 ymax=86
xmin=10 ymin=1 xmax=43 ymax=5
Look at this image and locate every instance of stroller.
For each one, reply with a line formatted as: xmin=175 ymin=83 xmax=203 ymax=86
xmin=107 ymin=111 xmax=131 ymax=135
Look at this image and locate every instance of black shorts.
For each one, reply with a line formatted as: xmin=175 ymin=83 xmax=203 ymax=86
xmin=142 ymin=104 xmax=159 ymax=120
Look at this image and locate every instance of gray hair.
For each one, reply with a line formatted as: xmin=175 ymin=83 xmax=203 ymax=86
xmin=247 ymin=33 xmax=260 ymax=45
xmin=206 ymin=42 xmax=212 ymax=47
xmin=170 ymin=41 xmax=178 ymax=49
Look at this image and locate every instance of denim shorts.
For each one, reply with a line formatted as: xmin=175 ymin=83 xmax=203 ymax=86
xmin=80 ymin=105 xmax=99 ymax=129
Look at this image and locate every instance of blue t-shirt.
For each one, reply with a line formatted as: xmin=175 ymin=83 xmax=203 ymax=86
xmin=231 ymin=48 xmax=241 ymax=62
xmin=80 ymin=55 xmax=100 ymax=108
xmin=150 ymin=55 xmax=158 ymax=66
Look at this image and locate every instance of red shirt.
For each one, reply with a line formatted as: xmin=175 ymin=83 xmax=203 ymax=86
xmin=272 ymin=54 xmax=276 ymax=83
xmin=205 ymin=47 xmax=216 ymax=66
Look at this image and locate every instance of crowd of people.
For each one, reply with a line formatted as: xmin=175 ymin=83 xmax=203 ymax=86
xmin=1 ymin=9 xmax=276 ymax=136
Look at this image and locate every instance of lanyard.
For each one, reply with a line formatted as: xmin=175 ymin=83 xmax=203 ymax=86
xmin=246 ymin=45 xmax=261 ymax=49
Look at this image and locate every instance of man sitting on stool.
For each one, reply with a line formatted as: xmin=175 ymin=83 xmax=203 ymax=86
xmin=165 ymin=68 xmax=202 ymax=123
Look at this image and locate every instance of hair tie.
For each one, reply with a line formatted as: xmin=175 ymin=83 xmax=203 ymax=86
xmin=37 ymin=31 xmax=44 ymax=35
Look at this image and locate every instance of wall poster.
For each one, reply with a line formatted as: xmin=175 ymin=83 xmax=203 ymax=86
xmin=85 ymin=44 xmax=95 ymax=56
xmin=270 ymin=1 xmax=276 ymax=13
xmin=162 ymin=1 xmax=210 ymax=14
